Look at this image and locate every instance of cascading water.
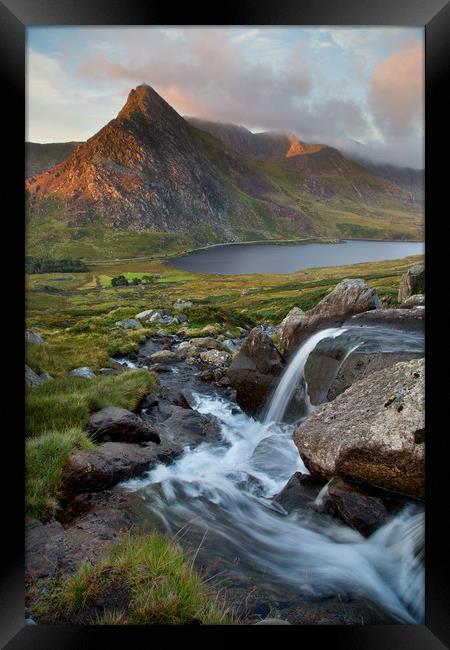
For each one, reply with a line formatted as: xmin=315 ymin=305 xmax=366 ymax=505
xmin=121 ymin=325 xmax=425 ymax=624
xmin=264 ymin=327 xmax=347 ymax=423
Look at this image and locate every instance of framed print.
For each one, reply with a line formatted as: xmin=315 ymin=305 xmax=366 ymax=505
xmin=1 ymin=0 xmax=449 ymax=647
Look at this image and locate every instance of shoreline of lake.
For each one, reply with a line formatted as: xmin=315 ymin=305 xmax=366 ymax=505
xmin=167 ymin=239 xmax=425 ymax=276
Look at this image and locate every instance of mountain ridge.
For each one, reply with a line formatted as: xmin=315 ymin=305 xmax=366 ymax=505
xmin=26 ymin=84 xmax=424 ymax=259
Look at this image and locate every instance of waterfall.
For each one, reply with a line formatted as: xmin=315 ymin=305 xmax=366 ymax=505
xmin=264 ymin=327 xmax=346 ymax=424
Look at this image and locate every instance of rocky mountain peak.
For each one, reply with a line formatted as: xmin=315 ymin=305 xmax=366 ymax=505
xmin=286 ymin=132 xmax=307 ymax=157
xmin=117 ymin=83 xmax=184 ymax=128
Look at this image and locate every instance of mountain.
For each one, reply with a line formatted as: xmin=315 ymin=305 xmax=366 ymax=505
xmin=26 ymin=84 xmax=423 ymax=260
xmin=25 ymin=141 xmax=80 ymax=177
xmin=352 ymin=159 xmax=424 ymax=204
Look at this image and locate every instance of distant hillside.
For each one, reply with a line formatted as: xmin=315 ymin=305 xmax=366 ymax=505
xmin=25 ymin=141 xmax=80 ymax=177
xmin=25 ymin=84 xmax=423 ymax=260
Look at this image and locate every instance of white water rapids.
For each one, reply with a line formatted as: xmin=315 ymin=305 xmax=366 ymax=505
xmin=122 ymin=326 xmax=424 ymax=624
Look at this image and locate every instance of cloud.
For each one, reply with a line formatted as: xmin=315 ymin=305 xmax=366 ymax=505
xmin=26 ymin=27 xmax=424 ymax=167
xmin=369 ymin=43 xmax=424 ymax=137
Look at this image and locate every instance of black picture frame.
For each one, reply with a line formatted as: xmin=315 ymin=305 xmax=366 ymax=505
xmin=2 ymin=0 xmax=449 ymax=647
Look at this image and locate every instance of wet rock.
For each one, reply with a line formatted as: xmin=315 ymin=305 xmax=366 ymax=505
xmin=155 ymin=406 xmax=222 ymax=446
xmin=70 ymin=366 xmax=96 ymax=379
xmin=227 ymin=327 xmax=283 ymax=414
xmin=346 ymin=307 xmax=424 ymax=331
xmin=283 ymin=596 xmax=392 ymax=625
xmin=293 ymin=358 xmax=425 ymax=499
xmin=273 ymin=472 xmax=323 ymax=512
xmin=320 ymin=477 xmax=388 ymax=536
xmin=86 ymin=406 xmax=160 ymax=443
xmin=60 ymin=440 xmax=180 ymax=499
xmin=115 ymin=318 xmax=142 ymax=330
xmin=398 ymin=264 xmax=425 ymax=303
xmin=25 ymin=329 xmax=46 ymax=345
xmin=400 ymin=294 xmax=425 ymax=309
xmin=199 ymin=349 xmax=231 ymax=367
xmin=279 ymin=279 xmax=381 ymax=355
xmin=304 ymin=342 xmax=423 ymax=405
xmin=326 ymin=351 xmax=423 ymax=402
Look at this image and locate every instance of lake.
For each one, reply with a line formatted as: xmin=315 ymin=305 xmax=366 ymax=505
xmin=168 ymin=240 xmax=425 ymax=275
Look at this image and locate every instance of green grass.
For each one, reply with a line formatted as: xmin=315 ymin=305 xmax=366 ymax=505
xmin=25 ymin=370 xmax=158 ymax=520
xmin=30 ymin=532 xmax=233 ymax=625
xmin=26 ymin=370 xmax=158 ymax=439
xmin=26 ymin=428 xmax=96 ymax=520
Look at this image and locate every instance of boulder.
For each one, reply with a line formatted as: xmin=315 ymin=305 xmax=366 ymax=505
xmin=304 ymin=343 xmax=423 ymax=405
xmin=153 ymin=406 xmax=222 ymax=446
xmin=400 ymin=294 xmax=425 ymax=309
xmin=326 ymin=351 xmax=423 ymax=402
xmin=25 ymin=329 xmax=46 ymax=345
xmin=173 ymin=299 xmax=193 ymax=311
xmin=226 ymin=327 xmax=283 ymax=414
xmin=279 ymin=279 xmax=381 ymax=355
xmin=199 ymin=350 xmax=231 ymax=367
xmin=346 ymin=307 xmax=424 ymax=331
xmin=293 ymin=358 xmax=425 ymax=499
xmin=70 ymin=367 xmax=96 ymax=379
xmin=319 ymin=477 xmax=388 ymax=536
xmin=273 ymin=472 xmax=323 ymax=512
xmin=60 ymin=440 xmax=181 ymax=499
xmin=26 ymin=492 xmax=137 ymax=585
xmin=135 ymin=309 xmax=157 ymax=322
xmin=188 ymin=336 xmax=221 ymax=351
xmin=148 ymin=350 xmax=183 ymax=364
xmin=115 ymin=318 xmax=142 ymax=330
xmin=398 ymin=265 xmax=425 ymax=303
xmin=86 ymin=406 xmax=160 ymax=443
xmin=25 ymin=364 xmax=50 ymax=388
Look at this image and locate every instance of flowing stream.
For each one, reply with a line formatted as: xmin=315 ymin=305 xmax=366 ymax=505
xmin=121 ymin=325 xmax=424 ymax=624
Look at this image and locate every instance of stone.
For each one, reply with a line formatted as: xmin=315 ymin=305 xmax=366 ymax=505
xmin=273 ymin=472 xmax=323 ymax=512
xmin=279 ymin=279 xmax=381 ymax=355
xmin=70 ymin=366 xmax=96 ymax=379
xmin=320 ymin=477 xmax=388 ymax=536
xmin=226 ymin=327 xmax=284 ymax=414
xmin=173 ymin=299 xmax=193 ymax=311
xmin=25 ymin=329 xmax=46 ymax=345
xmin=347 ymin=307 xmax=424 ymax=331
xmin=293 ymin=358 xmax=425 ymax=499
xmin=148 ymin=350 xmax=183 ymax=364
xmin=400 ymin=294 xmax=425 ymax=309
xmin=135 ymin=309 xmax=157 ymax=321
xmin=398 ymin=265 xmax=425 ymax=303
xmin=86 ymin=406 xmax=160 ymax=443
xmin=189 ymin=336 xmax=221 ymax=350
xmin=199 ymin=349 xmax=231 ymax=367
xmin=115 ymin=318 xmax=142 ymax=330
xmin=60 ymin=440 xmax=181 ymax=499
xmin=25 ymin=365 xmax=49 ymax=388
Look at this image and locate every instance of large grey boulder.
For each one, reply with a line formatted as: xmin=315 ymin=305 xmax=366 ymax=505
xmin=398 ymin=264 xmax=425 ymax=303
xmin=293 ymin=358 xmax=425 ymax=499
xmin=86 ymin=406 xmax=160 ymax=443
xmin=226 ymin=327 xmax=283 ymax=414
xmin=148 ymin=349 xmax=183 ymax=364
xmin=199 ymin=349 xmax=231 ymax=367
xmin=279 ymin=279 xmax=381 ymax=355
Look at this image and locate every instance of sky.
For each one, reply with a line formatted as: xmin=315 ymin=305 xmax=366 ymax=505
xmin=26 ymin=26 xmax=424 ymax=168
